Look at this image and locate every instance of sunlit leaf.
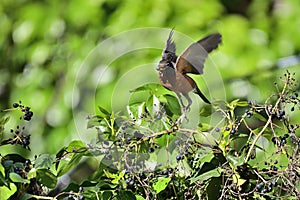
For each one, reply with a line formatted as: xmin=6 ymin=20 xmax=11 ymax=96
xmin=252 ymin=112 xmax=267 ymax=122
xmin=227 ymin=154 xmax=244 ymax=167
xmin=35 ymin=154 xmax=56 ymax=169
xmin=199 ymin=105 xmax=213 ymax=117
xmin=0 ymin=183 xmax=17 ymax=200
xmin=9 ymin=172 xmax=30 ymax=183
xmin=36 ymin=169 xmax=57 ymax=188
xmin=153 ymin=177 xmax=171 ymax=194
xmin=190 ymin=167 xmax=222 ymax=183
xmin=98 ymin=106 xmax=110 ymax=117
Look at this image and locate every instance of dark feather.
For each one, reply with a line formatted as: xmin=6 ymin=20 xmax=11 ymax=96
xmin=176 ymin=33 xmax=222 ymax=74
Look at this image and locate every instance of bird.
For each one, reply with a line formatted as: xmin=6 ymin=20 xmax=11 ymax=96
xmin=156 ymin=29 xmax=222 ymax=116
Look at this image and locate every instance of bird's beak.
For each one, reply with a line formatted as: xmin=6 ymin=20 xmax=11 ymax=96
xmin=156 ymin=65 xmax=160 ymax=71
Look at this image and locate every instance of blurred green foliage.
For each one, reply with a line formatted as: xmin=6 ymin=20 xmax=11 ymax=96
xmin=0 ymin=0 xmax=300 ymax=155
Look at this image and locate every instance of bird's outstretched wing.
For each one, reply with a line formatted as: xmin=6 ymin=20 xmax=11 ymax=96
xmin=162 ymin=29 xmax=177 ymax=62
xmin=175 ymin=33 xmax=222 ymax=74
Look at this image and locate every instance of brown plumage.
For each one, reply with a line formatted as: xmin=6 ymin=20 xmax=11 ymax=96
xmin=156 ymin=29 xmax=222 ymax=112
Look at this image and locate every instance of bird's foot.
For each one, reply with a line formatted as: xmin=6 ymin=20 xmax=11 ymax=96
xmin=176 ymin=112 xmax=189 ymax=125
xmin=176 ymin=113 xmax=185 ymax=124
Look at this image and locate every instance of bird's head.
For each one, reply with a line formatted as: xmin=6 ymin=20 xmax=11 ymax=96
xmin=156 ymin=59 xmax=174 ymax=71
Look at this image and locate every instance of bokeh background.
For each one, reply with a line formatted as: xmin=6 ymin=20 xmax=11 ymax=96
xmin=1 ymin=0 xmax=300 ymax=155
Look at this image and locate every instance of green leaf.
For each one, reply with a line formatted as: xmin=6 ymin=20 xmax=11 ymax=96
xmin=164 ymin=94 xmax=181 ymax=115
xmin=130 ymin=83 xmax=161 ymax=93
xmin=0 ymin=164 xmax=4 ymax=176
xmin=9 ymin=172 xmax=30 ymax=183
xmin=98 ymin=106 xmax=110 ymax=117
xmin=252 ymin=112 xmax=267 ymax=122
xmin=57 ymin=153 xmax=84 ymax=177
xmin=193 ymin=132 xmax=216 ymax=146
xmin=199 ymin=151 xmax=214 ymax=163
xmin=136 ymin=195 xmax=146 ymax=200
xmin=153 ymin=177 xmax=171 ymax=194
xmin=0 ymin=183 xmax=17 ymax=200
xmin=127 ymin=102 xmax=146 ymax=124
xmin=232 ymin=174 xmax=246 ymax=186
xmin=19 ymin=193 xmax=34 ymax=200
xmin=236 ymin=101 xmax=249 ymax=107
xmin=199 ymin=105 xmax=213 ymax=117
xmin=227 ymin=154 xmax=244 ymax=167
xmin=198 ymin=123 xmax=211 ymax=132
xmin=228 ymin=99 xmax=240 ymax=109
xmin=35 ymin=154 xmax=56 ymax=169
xmin=87 ymin=115 xmax=103 ymax=129
xmin=190 ymin=167 xmax=222 ymax=183
xmin=118 ymin=190 xmax=136 ymax=200
xmin=36 ymin=169 xmax=57 ymax=188
xmin=66 ymin=140 xmax=86 ymax=152
xmin=27 ymin=168 xmax=37 ymax=179
xmin=0 ymin=116 xmax=10 ymax=141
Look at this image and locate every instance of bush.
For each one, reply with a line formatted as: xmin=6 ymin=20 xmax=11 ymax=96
xmin=0 ymin=70 xmax=299 ymax=199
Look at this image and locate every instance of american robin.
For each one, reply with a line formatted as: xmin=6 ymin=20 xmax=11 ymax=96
xmin=156 ymin=29 xmax=222 ymax=113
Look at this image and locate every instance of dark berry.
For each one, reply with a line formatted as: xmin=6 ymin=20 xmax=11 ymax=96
xmin=225 ymin=127 xmax=230 ymax=131
xmin=247 ymin=100 xmax=252 ymax=106
xmin=24 ymin=114 xmax=31 ymax=121
xmin=267 ymin=186 xmax=272 ymax=192
xmin=283 ymin=133 xmax=289 ymax=139
xmin=230 ymin=129 xmax=236 ymax=134
xmin=215 ymin=127 xmax=220 ymax=132
xmin=176 ymin=155 xmax=184 ymax=161
xmin=161 ymin=170 xmax=168 ymax=175
xmin=261 ymin=188 xmax=267 ymax=193
xmin=105 ymin=154 xmax=112 ymax=160
xmin=148 ymin=147 xmax=154 ymax=153
xmin=271 ymin=137 xmax=277 ymax=144
xmin=125 ymin=178 xmax=131 ymax=184
xmin=79 ymin=196 xmax=85 ymax=200
xmin=129 ymin=180 xmax=134 ymax=186
xmin=256 ymin=182 xmax=264 ymax=190
xmin=25 ymin=160 xmax=31 ymax=166
xmin=139 ymin=172 xmax=146 ymax=179
xmin=167 ymin=168 xmax=173 ymax=173
xmin=13 ymin=103 xmax=19 ymax=108
xmin=280 ymin=139 xmax=286 ymax=146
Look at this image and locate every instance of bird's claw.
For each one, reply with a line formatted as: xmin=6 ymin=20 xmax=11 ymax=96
xmin=176 ymin=112 xmax=189 ymax=124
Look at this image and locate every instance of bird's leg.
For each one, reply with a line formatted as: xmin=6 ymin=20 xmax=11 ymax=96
xmin=175 ymin=93 xmax=186 ymax=114
xmin=183 ymin=93 xmax=192 ymax=112
xmin=175 ymin=93 xmax=188 ymax=124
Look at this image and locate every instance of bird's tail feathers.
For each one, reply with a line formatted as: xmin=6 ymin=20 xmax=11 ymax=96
xmin=194 ymin=86 xmax=211 ymax=104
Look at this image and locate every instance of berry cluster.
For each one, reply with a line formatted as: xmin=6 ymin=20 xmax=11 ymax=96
xmin=271 ymin=134 xmax=289 ymax=147
xmin=256 ymin=179 xmax=278 ymax=194
xmin=67 ymin=187 xmax=85 ymax=200
xmin=13 ymin=101 xmax=34 ymax=121
xmin=9 ymin=126 xmax=31 ymax=149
